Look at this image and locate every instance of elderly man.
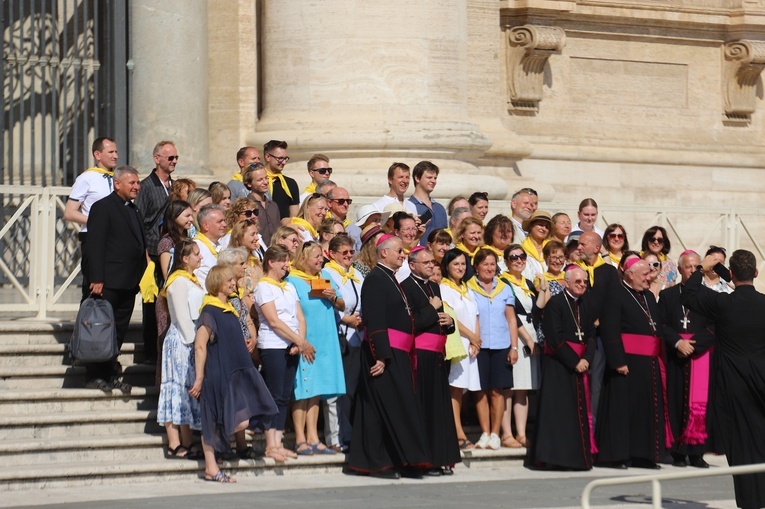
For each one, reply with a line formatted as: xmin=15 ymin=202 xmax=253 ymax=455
xmin=682 ymin=250 xmax=765 ymax=509
xmin=445 ymin=207 xmax=472 ymax=241
xmin=326 ymin=186 xmax=352 ymax=228
xmin=84 ymin=166 xmax=147 ymax=392
xmin=347 ymin=235 xmax=431 ymax=479
xmin=534 ymin=266 xmax=597 ymax=470
xmin=597 ymin=257 xmax=670 ymax=470
xmin=192 ymin=204 xmax=227 ymax=287
xmin=401 ymin=246 xmax=459 ymax=476
xmin=227 ymin=146 xmax=261 ymax=200
xmin=509 ymin=188 xmax=538 ymax=242
xmin=658 ymin=250 xmax=715 ymax=469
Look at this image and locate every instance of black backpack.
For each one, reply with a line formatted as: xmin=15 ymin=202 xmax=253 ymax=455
xmin=70 ymin=296 xmax=118 ymax=363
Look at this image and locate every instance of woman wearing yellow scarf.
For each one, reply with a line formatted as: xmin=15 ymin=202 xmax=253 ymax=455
xmin=454 ymin=216 xmax=484 ymax=280
xmin=539 ymin=240 xmax=567 ymax=297
xmin=482 ymin=214 xmax=515 ymax=273
xmin=291 ymin=193 xmax=329 ymax=243
xmin=603 ymin=223 xmax=630 ymax=268
xmin=520 ymin=210 xmax=552 ymax=281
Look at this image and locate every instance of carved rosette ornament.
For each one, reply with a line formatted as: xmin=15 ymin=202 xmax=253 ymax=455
xmin=506 ymin=25 xmax=566 ymax=113
xmin=723 ymin=40 xmax=765 ymax=122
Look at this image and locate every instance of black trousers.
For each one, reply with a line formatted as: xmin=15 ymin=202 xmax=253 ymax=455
xmin=140 ymin=255 xmax=161 ymax=362
xmin=79 ymin=232 xmax=90 ymax=302
xmin=84 ymin=287 xmax=136 ymax=382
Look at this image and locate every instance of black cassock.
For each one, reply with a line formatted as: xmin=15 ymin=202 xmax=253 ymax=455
xmin=401 ymin=274 xmax=461 ymax=470
xmin=683 ymin=271 xmax=765 ymax=509
xmin=348 ymin=264 xmax=431 ymax=474
xmin=596 ymin=282 xmax=668 ymax=465
xmin=658 ymin=283 xmax=715 ymax=458
xmin=532 ymin=291 xmax=597 ymax=470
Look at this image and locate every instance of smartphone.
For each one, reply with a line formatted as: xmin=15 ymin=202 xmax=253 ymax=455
xmin=419 ymin=209 xmax=433 ymax=224
xmin=713 ymin=262 xmax=731 ymax=282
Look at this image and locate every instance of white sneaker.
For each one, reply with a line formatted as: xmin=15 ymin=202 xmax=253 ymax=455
xmin=475 ymin=432 xmax=490 ymax=449
xmin=487 ymin=433 xmax=501 ymax=450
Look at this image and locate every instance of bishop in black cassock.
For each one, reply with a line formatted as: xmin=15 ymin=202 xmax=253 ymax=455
xmin=347 ymin=236 xmax=431 ymax=479
xmin=532 ymin=266 xmax=597 ymax=470
xmin=682 ymin=251 xmax=765 ymax=509
xmin=596 ymin=258 xmax=670 ymax=469
xmin=658 ymin=250 xmax=715 ymax=468
xmin=401 ymin=247 xmax=461 ymax=475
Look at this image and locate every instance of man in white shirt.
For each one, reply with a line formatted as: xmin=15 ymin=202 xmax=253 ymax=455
xmin=510 ymin=187 xmax=538 ymax=242
xmin=64 ymin=137 xmax=119 ymax=300
xmin=371 ymin=162 xmax=419 ymax=216
xmin=193 ymin=204 xmax=227 ymax=287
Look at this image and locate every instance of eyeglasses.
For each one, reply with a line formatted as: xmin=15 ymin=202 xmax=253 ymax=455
xmin=548 ymin=256 xmax=566 ymax=262
xmin=334 ymin=249 xmax=355 ymax=256
xmin=506 ymin=253 xmax=527 ymax=261
xmin=241 ymin=209 xmax=259 ymax=218
xmin=648 ymin=261 xmax=661 ymax=269
xmin=608 ymin=233 xmax=624 ymax=239
xmin=330 ymin=198 xmax=352 ymax=206
xmin=267 ymin=153 xmax=290 ymax=164
xmin=650 ymin=237 xmax=665 ymax=244
xmin=164 ymin=155 xmax=179 ymax=162
xmin=312 ymin=167 xmax=333 ymax=175
xmin=571 ymin=279 xmax=587 ymax=285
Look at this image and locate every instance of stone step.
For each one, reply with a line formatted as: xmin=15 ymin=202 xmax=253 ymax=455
xmin=0 ymin=410 xmax=164 ymax=439
xmin=0 ymin=363 xmax=156 ymax=389
xmin=0 ymin=446 xmax=525 ymax=491
xmin=0 ymin=343 xmax=143 ymax=367
xmin=0 ymin=387 xmax=158 ymax=414
xmin=0 ymin=321 xmax=143 ymax=346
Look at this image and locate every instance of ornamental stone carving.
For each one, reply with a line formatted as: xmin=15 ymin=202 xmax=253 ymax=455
xmin=505 ymin=25 xmax=566 ymax=113
xmin=723 ymin=40 xmax=765 ymax=122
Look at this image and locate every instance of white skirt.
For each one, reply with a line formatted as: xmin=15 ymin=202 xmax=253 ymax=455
xmin=511 ymin=322 xmax=541 ymax=390
xmin=448 ymin=336 xmax=482 ymax=392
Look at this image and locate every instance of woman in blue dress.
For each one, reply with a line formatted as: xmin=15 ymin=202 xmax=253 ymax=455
xmin=285 ymin=241 xmax=347 ymax=455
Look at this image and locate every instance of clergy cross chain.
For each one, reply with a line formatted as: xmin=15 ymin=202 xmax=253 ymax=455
xmin=680 ymin=316 xmax=690 ymax=330
xmin=575 ymin=329 xmax=584 ymax=341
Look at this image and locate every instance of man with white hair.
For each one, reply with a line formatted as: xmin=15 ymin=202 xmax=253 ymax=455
xmin=509 ymin=188 xmax=538 ymax=242
xmin=596 ymin=257 xmax=670 ymax=470
xmin=347 ymin=235 xmax=430 ymax=479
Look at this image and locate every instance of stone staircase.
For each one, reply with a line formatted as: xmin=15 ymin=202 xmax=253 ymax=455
xmin=0 ymin=320 xmax=525 ymax=490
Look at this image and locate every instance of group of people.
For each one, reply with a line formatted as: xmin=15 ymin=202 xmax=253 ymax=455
xmin=65 ymin=138 xmax=765 ymax=508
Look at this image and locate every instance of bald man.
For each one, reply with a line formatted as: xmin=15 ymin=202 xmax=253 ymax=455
xmin=596 ymin=258 xmax=671 ymax=470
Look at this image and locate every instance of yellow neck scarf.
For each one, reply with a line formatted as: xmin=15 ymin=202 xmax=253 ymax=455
xmin=266 ymin=169 xmax=293 ymax=199
xmin=521 ymin=236 xmax=549 ymax=263
xmin=501 ymin=271 xmax=533 ymax=297
xmin=195 ymin=233 xmax=219 ymax=258
xmin=543 ymin=271 xmax=564 ymax=282
xmin=260 ymin=276 xmax=288 ymax=290
xmin=482 ymin=245 xmax=505 ymax=261
xmin=288 ymin=268 xmax=320 ymax=282
xmin=326 ymin=260 xmax=360 ymax=284
xmin=576 ymin=255 xmax=606 ymax=286
xmin=161 ymin=269 xmax=199 ymax=297
xmin=304 ymin=181 xmax=317 ymax=194
xmin=86 ymin=167 xmax=114 ymax=177
xmin=324 ymin=211 xmax=350 ymax=228
xmin=200 ymin=294 xmax=239 ymax=317
xmin=467 ymin=276 xmax=507 ymax=302
xmin=608 ymin=252 xmax=622 ymax=266
xmin=640 ymin=251 xmax=667 ymax=262
xmin=441 ymin=277 xmax=468 ymax=298
xmin=455 ymin=243 xmax=480 ymax=262
xmin=290 ymin=216 xmax=318 ymax=240
xmin=231 ymin=172 xmax=243 ymax=183
xmin=247 ymin=255 xmax=262 ymax=268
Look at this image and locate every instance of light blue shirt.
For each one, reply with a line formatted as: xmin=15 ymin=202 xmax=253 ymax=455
xmin=472 ymin=279 xmax=515 ymax=350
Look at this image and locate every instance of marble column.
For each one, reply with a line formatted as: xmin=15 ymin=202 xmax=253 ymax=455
xmin=254 ymin=0 xmax=508 ymax=198
xmin=129 ymin=0 xmax=210 ymax=174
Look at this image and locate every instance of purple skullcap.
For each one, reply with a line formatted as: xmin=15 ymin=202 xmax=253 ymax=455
xmin=376 ymin=233 xmax=395 ymax=247
xmin=409 ymin=245 xmax=426 ymax=256
xmin=624 ymin=257 xmax=641 ymax=271
xmin=680 ymin=249 xmax=699 ymax=258
xmin=564 ymin=264 xmax=580 ymax=272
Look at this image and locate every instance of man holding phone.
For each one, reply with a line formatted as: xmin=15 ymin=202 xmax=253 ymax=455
xmin=408 ymin=160 xmax=447 ymax=245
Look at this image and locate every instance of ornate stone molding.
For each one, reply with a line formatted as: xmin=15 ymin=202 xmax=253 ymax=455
xmin=723 ymin=40 xmax=765 ymax=123
xmin=505 ymin=25 xmax=566 ymax=113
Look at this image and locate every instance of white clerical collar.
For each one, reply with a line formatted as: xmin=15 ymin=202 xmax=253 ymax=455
xmin=565 ymin=289 xmax=580 ymax=302
xmin=378 ymin=262 xmax=399 ymax=274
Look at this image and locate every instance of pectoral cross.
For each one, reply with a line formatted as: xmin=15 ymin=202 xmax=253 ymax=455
xmin=575 ymin=329 xmax=584 ymax=342
xmin=649 ymin=318 xmax=657 ymax=334
xmin=680 ymin=315 xmax=690 ymax=331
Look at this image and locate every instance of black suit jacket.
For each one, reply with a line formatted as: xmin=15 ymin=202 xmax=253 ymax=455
xmin=86 ymin=192 xmax=147 ymax=290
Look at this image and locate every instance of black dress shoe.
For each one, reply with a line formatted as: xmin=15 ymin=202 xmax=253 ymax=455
xmin=596 ymin=461 xmax=628 ymax=469
xmin=400 ymin=467 xmax=424 ymax=479
xmin=441 ymin=466 xmax=454 ymax=476
xmin=672 ymin=459 xmax=688 ymax=467
xmin=370 ymin=469 xmax=401 ymax=480
xmin=632 ymin=458 xmax=661 ymax=470
xmin=424 ymin=468 xmax=443 ymax=477
xmin=689 ymin=456 xmax=710 ymax=468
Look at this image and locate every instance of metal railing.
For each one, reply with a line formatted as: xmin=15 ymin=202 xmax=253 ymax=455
xmin=581 ymin=462 xmax=765 ymax=509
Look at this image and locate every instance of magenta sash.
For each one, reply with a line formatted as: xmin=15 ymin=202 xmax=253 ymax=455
xmin=415 ymin=332 xmax=447 ymax=355
xmin=388 ymin=328 xmax=414 ymax=352
xmin=622 ymin=333 xmax=674 ymax=448
xmin=678 ymin=333 xmax=712 ymax=445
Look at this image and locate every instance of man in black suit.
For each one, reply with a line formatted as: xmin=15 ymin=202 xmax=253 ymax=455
xmin=85 ymin=166 xmax=147 ymax=392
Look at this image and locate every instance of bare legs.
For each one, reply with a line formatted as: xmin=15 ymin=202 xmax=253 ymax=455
xmin=292 ymin=396 xmax=328 ymax=452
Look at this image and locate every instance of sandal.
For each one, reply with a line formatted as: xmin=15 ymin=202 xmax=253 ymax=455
xmin=501 ymin=436 xmax=523 ymax=448
xmin=458 ymin=438 xmax=475 ymax=450
xmin=516 ymin=435 xmax=529 ymax=448
xmin=237 ymin=446 xmax=259 ymax=460
xmin=265 ymin=447 xmax=287 ymax=462
xmin=165 ymin=445 xmax=189 ymax=459
xmin=204 ymin=471 xmax=236 ymax=483
xmin=279 ymin=447 xmax=298 ymax=459
xmin=85 ymin=378 xmax=112 ymax=391
xmin=295 ymin=441 xmax=314 ymax=456
xmin=310 ymin=442 xmax=337 ymax=455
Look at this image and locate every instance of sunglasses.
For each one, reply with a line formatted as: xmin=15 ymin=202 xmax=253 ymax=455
xmin=330 ymin=198 xmax=352 ymax=206
xmin=241 ymin=209 xmax=259 ymax=218
xmin=164 ymin=155 xmax=179 ymax=162
xmin=571 ymin=279 xmax=588 ymax=285
xmin=650 ymin=236 xmax=665 ymax=244
xmin=507 ymin=253 xmax=527 ymax=261
xmin=312 ymin=167 xmax=333 ymax=175
xmin=334 ymin=249 xmax=355 ymax=256
xmin=518 ymin=187 xmax=538 ymax=196
xmin=648 ymin=261 xmax=661 ymax=269
xmin=608 ymin=233 xmax=624 ymax=239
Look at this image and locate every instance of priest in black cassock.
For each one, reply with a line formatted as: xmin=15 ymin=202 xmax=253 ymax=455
xmin=532 ymin=266 xmax=597 ymax=470
xmin=596 ymin=258 xmax=671 ymax=469
xmin=682 ymin=250 xmax=765 ymax=509
xmin=658 ymin=250 xmax=715 ymax=469
xmin=347 ymin=235 xmax=431 ymax=479
xmin=401 ymin=246 xmax=461 ymax=476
